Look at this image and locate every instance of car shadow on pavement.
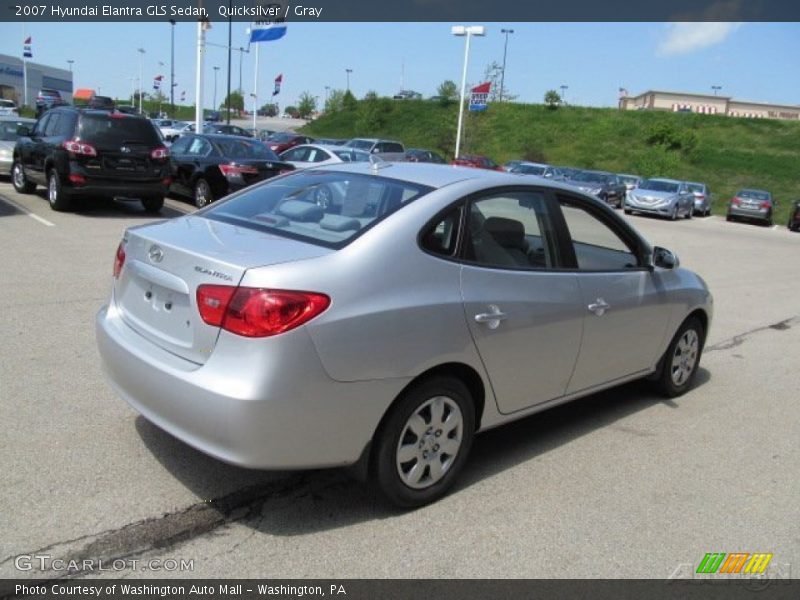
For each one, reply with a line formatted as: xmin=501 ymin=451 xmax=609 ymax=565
xmin=31 ymin=189 xmax=190 ymax=219
xmin=135 ymin=368 xmax=711 ymax=537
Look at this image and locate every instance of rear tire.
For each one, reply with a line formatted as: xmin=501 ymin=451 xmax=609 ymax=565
xmin=142 ymin=195 xmax=164 ymax=213
xmin=193 ymin=178 xmax=214 ymax=208
xmin=765 ymin=211 xmax=773 ymax=227
xmin=652 ymin=317 xmax=705 ymax=398
xmin=11 ymin=160 xmax=36 ymax=194
xmin=373 ymin=376 xmax=475 ymax=508
xmin=624 ymin=209 xmax=632 ymax=215
xmin=726 ymin=213 xmax=733 ymax=222
xmin=47 ymin=170 xmax=71 ymax=212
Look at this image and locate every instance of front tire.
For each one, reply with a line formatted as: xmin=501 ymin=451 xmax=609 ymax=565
xmin=652 ymin=317 xmax=705 ymax=398
xmin=670 ymin=204 xmax=679 ymax=221
xmin=12 ymin=160 xmax=36 ymax=194
xmin=47 ymin=170 xmax=71 ymax=212
xmin=373 ymin=376 xmax=475 ymax=508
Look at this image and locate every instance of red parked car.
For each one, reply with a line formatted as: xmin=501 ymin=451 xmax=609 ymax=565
xmin=451 ymin=154 xmax=503 ymax=171
xmin=264 ymin=132 xmax=314 ymax=154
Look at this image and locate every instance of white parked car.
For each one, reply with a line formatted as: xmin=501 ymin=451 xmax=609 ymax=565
xmin=279 ymin=144 xmax=371 ymax=170
xmin=0 ymin=99 xmax=19 ymax=117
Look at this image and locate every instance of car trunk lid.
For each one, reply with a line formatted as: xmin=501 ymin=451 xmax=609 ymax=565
xmin=114 ymin=216 xmax=331 ymax=364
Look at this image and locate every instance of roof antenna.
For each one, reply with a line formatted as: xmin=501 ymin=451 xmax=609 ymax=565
xmin=369 ymin=154 xmax=391 ymax=172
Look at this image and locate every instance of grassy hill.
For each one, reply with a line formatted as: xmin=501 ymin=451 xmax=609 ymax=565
xmin=302 ymin=100 xmax=800 ymax=222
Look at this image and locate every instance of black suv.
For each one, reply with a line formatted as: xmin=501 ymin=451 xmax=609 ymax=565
xmin=35 ymin=88 xmax=68 ymax=117
xmin=11 ymin=107 xmax=169 ymax=212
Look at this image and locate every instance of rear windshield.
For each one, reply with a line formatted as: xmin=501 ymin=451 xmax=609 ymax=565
xmin=78 ymin=114 xmax=161 ymax=145
xmin=619 ymin=176 xmax=639 ymax=185
xmin=687 ymin=184 xmax=706 ymax=193
xmin=738 ymin=190 xmax=769 ymax=200
xmin=573 ymin=171 xmax=609 ymax=184
xmin=213 ymin=138 xmax=279 ymax=160
xmin=203 ymin=170 xmax=433 ymax=248
xmin=267 ymin=132 xmax=295 ymax=142
xmin=347 ymin=139 xmax=374 ymax=151
xmin=638 ymin=179 xmax=680 ymax=193
xmin=333 ymin=149 xmax=369 ymax=162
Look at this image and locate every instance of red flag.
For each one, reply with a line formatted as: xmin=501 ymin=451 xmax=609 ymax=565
xmin=272 ymin=74 xmax=283 ymax=97
xmin=471 ymin=82 xmax=491 ymax=94
xmin=24 ymin=36 xmax=31 ymax=44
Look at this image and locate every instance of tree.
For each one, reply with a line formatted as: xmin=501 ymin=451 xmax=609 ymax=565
xmin=221 ymin=91 xmax=244 ymax=112
xmin=544 ymin=90 xmax=561 ymax=109
xmin=363 ymin=90 xmax=379 ymax=101
xmin=325 ymin=89 xmax=345 ymax=113
xmin=283 ymin=106 xmax=299 ymax=118
xmin=297 ymin=92 xmax=317 ymax=119
xmin=436 ymin=80 xmax=458 ymax=105
xmin=483 ymin=61 xmax=517 ymax=103
xmin=259 ymin=103 xmax=278 ymax=117
xmin=342 ymin=89 xmax=358 ymax=111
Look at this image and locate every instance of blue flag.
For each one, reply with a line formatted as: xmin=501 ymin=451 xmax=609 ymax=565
xmin=250 ymin=23 xmax=287 ymax=43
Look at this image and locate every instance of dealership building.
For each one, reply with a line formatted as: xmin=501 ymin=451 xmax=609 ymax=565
xmin=0 ymin=54 xmax=73 ymax=107
xmin=619 ymin=89 xmax=800 ymax=120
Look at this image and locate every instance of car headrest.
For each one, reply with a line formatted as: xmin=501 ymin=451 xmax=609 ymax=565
xmin=484 ymin=217 xmax=526 ymax=250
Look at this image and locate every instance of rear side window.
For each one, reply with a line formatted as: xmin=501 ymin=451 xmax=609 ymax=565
xmin=78 ymin=114 xmax=161 ymax=145
xmin=204 ymin=171 xmax=433 ymax=248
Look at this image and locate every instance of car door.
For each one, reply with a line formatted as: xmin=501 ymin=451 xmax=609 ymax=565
xmin=26 ymin=112 xmax=51 ymax=184
xmin=459 ymin=188 xmax=585 ymax=414
xmin=167 ymin=135 xmax=194 ymax=196
xmin=556 ymin=194 xmax=672 ymax=394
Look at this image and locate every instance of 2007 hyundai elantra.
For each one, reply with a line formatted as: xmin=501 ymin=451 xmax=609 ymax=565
xmin=96 ymin=160 xmax=713 ymax=507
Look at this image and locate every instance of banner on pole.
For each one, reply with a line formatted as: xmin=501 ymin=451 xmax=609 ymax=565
xmin=469 ymin=82 xmax=490 ymax=112
xmin=23 ymin=36 xmax=32 ymax=58
xmin=249 ymin=22 xmax=287 ymax=43
xmin=272 ymin=74 xmax=283 ymax=96
xmin=153 ymin=75 xmax=164 ymax=91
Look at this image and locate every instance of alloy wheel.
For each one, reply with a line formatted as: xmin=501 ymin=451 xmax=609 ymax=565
xmin=670 ymin=329 xmax=699 ymax=386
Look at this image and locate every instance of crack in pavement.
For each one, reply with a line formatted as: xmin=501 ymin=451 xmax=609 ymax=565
xmin=705 ymin=316 xmax=798 ymax=352
xmin=0 ymin=472 xmax=354 ymax=580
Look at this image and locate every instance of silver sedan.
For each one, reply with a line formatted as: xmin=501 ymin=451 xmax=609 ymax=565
xmin=625 ymin=178 xmax=696 ymax=220
xmin=96 ymin=162 xmax=713 ymax=507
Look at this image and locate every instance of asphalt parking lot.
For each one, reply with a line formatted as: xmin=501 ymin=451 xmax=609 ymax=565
xmin=0 ymin=179 xmax=798 ymax=580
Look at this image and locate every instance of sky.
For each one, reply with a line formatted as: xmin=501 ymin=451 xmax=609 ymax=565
xmin=0 ymin=21 xmax=798 ymax=110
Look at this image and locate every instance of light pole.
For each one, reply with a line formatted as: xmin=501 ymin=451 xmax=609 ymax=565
xmin=452 ymin=25 xmax=486 ymax=159
xmin=324 ymin=85 xmax=330 ymax=107
xmin=169 ymin=19 xmax=175 ymax=116
xmin=560 ymin=84 xmax=568 ymax=105
xmin=213 ymin=66 xmax=220 ymax=110
xmin=345 ymin=68 xmax=353 ymax=92
xmin=238 ymin=46 xmax=245 ymax=93
xmin=712 ymin=85 xmax=722 ymax=96
xmin=137 ymin=48 xmax=145 ymax=114
xmin=499 ymin=28 xmax=513 ymax=102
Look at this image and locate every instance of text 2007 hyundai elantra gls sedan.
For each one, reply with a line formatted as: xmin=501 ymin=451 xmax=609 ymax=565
xmin=96 ymin=161 xmax=713 ymax=507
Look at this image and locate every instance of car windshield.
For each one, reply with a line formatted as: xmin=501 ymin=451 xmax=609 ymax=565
xmin=687 ymin=184 xmax=705 ymax=193
xmin=346 ymin=139 xmax=375 ymax=151
xmin=738 ymin=190 xmax=769 ymax=200
xmin=78 ymin=114 xmax=161 ymax=145
xmin=204 ymin=171 xmax=433 ymax=248
xmin=573 ymin=171 xmax=608 ymax=184
xmin=0 ymin=120 xmax=29 ymax=141
xmin=214 ymin=138 xmax=279 ymax=160
xmin=638 ymin=179 xmax=680 ymax=193
xmin=513 ymin=164 xmax=546 ymax=176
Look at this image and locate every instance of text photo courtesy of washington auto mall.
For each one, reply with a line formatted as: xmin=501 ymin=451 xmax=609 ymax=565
xmin=0 ymin=0 xmax=799 ymax=598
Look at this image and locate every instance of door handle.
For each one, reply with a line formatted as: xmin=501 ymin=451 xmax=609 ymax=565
xmin=474 ymin=305 xmax=508 ymax=329
xmin=588 ymin=298 xmax=610 ymax=316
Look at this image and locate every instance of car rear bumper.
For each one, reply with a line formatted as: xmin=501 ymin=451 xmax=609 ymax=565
xmin=66 ymin=178 xmax=168 ymax=199
xmin=728 ymin=206 xmax=770 ymax=220
xmin=96 ymin=300 xmax=404 ymax=470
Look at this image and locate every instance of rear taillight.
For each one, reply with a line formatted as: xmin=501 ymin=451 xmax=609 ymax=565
xmin=196 ymin=285 xmax=330 ymax=338
xmin=112 ymin=242 xmax=126 ymax=279
xmin=219 ymin=163 xmax=258 ymax=176
xmin=732 ymin=197 xmax=741 ymax=206
xmin=68 ymin=174 xmax=86 ymax=185
xmin=150 ymin=146 xmax=169 ymax=159
xmin=696 ymin=194 xmax=705 ymax=200
xmin=63 ymin=139 xmax=97 ymax=157
xmin=760 ymin=201 xmax=770 ymax=209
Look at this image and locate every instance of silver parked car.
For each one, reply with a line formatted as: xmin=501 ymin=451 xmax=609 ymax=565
xmin=96 ymin=162 xmax=713 ymax=507
xmin=625 ymin=178 xmax=695 ymax=220
xmin=727 ymin=188 xmax=775 ymax=226
xmin=280 ymin=144 xmax=370 ymax=169
xmin=0 ymin=116 xmax=35 ymax=175
xmin=687 ymin=182 xmax=712 ymax=216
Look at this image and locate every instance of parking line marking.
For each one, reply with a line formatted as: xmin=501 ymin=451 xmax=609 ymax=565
xmin=0 ymin=195 xmax=55 ymax=227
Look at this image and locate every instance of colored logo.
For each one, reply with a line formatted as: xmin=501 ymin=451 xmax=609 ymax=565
xmin=697 ymin=553 xmax=773 ymax=575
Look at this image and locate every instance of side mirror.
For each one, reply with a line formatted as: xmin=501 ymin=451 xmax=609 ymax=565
xmin=652 ymin=246 xmax=679 ymax=270
xmin=17 ymin=125 xmax=31 ymax=137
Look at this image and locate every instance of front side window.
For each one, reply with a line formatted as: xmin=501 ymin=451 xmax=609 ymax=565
xmin=465 ymin=191 xmax=558 ymax=270
xmin=559 ymin=199 xmax=639 ymax=270
xmin=204 ymin=171 xmax=433 ymax=248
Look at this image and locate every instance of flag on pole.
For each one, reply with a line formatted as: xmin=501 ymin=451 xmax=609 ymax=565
xmin=180 ymin=90 xmax=186 ymax=102
xmin=153 ymin=75 xmax=164 ymax=91
xmin=23 ymin=36 xmax=32 ymax=58
xmin=272 ymin=74 xmax=283 ymax=97
xmin=249 ymin=22 xmax=287 ymax=43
